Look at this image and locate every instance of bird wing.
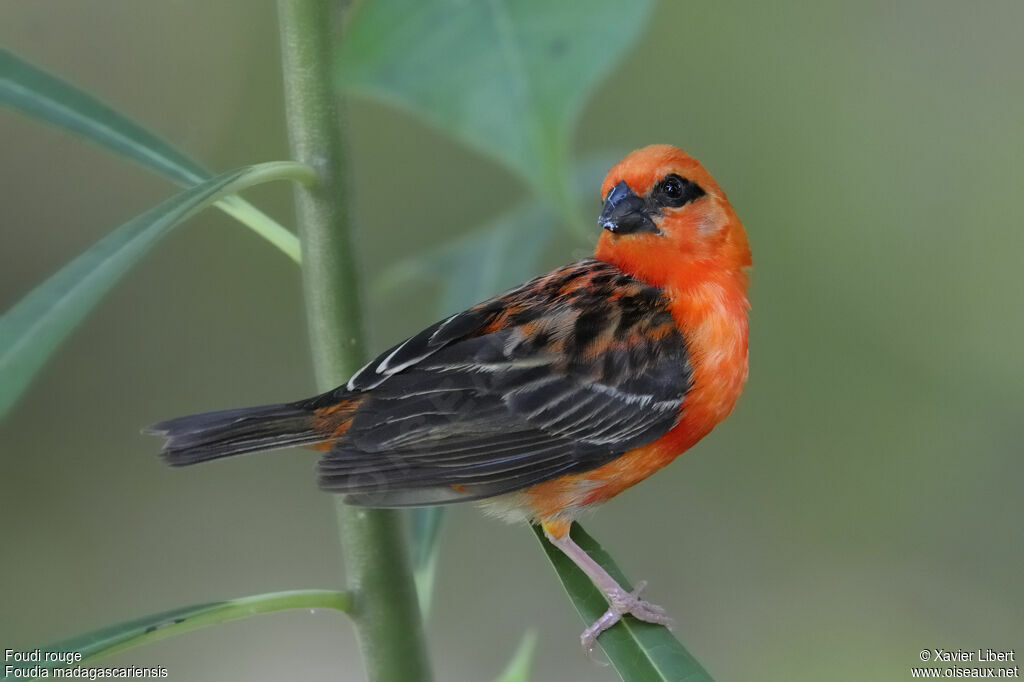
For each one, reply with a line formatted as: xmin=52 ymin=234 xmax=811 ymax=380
xmin=319 ymin=259 xmax=693 ymax=506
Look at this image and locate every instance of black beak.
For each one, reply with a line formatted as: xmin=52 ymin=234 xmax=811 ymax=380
xmin=598 ymin=181 xmax=659 ymax=235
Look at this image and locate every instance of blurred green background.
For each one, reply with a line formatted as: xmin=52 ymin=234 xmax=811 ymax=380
xmin=2 ymin=1 xmax=1022 ymax=681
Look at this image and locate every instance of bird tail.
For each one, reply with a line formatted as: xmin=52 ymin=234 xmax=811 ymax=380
xmin=145 ymin=394 xmax=356 ymax=466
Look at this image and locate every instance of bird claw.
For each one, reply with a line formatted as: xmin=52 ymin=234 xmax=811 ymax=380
xmin=580 ymin=580 xmax=676 ymax=658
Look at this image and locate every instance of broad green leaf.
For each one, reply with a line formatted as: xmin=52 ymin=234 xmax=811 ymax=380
xmin=0 ymin=162 xmax=315 ymax=419
xmin=335 ymin=0 xmax=654 ymax=224
xmin=1 ymin=590 xmax=350 ymax=679
xmin=534 ymin=523 xmax=715 ymax=682
xmin=381 ymin=199 xmax=556 ymax=314
xmin=494 ymin=630 xmax=538 ymax=682
xmin=0 ymin=49 xmax=301 ymax=262
xmin=379 ymin=152 xmax=621 ymax=309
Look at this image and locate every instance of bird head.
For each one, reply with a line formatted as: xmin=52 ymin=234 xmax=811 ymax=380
xmin=594 ymin=145 xmax=751 ymax=288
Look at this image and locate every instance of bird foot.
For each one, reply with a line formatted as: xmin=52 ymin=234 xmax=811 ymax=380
xmin=581 ymin=581 xmax=675 ymax=657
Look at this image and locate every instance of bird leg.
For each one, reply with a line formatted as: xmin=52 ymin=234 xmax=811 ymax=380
xmin=543 ymin=524 xmax=675 ymax=655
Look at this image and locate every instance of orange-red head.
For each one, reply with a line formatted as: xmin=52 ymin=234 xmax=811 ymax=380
xmin=594 ymin=145 xmax=751 ymax=289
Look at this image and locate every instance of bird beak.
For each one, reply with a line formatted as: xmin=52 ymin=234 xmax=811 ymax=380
xmin=599 ymin=181 xmax=659 ymax=235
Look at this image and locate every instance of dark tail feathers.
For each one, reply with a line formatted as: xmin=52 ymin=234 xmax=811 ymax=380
xmin=145 ymin=401 xmax=325 ymax=467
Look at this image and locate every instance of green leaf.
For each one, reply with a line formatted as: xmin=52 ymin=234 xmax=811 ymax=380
xmin=0 ymin=162 xmax=315 ymax=419
xmin=383 ymin=199 xmax=556 ymax=312
xmin=378 ymin=151 xmax=623 ymax=308
xmin=494 ymin=630 xmax=538 ymax=682
xmin=1 ymin=590 xmax=350 ymax=679
xmin=411 ymin=505 xmax=445 ymax=617
xmin=335 ymin=0 xmax=654 ymax=225
xmin=0 ymin=49 xmax=301 ymax=262
xmin=533 ymin=523 xmax=715 ymax=682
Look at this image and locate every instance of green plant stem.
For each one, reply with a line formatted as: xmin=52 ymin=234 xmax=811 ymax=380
xmin=276 ymin=1 xmax=433 ymax=680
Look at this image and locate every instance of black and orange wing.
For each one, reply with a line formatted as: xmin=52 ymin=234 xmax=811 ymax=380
xmin=319 ymin=259 xmax=693 ymax=506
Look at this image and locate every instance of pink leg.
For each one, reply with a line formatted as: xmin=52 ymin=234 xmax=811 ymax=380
xmin=544 ymin=527 xmax=675 ymax=655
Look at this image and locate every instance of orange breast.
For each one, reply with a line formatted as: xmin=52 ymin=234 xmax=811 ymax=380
xmin=517 ymin=275 xmax=749 ymax=526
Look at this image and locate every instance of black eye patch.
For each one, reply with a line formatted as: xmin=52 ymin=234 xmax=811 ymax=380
xmin=651 ymin=174 xmax=705 ymax=208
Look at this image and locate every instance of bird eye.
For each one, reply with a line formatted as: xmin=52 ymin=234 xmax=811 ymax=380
xmin=661 ymin=176 xmax=683 ymax=199
xmin=652 ymin=174 xmax=705 ymax=208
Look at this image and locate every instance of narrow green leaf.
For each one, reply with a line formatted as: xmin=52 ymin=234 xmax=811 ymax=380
xmin=0 ymin=49 xmax=301 ymax=262
xmin=534 ymin=523 xmax=715 ymax=682
xmin=1 ymin=590 xmax=350 ymax=679
xmin=0 ymin=162 xmax=316 ymax=419
xmin=494 ymin=630 xmax=538 ymax=682
xmin=411 ymin=506 xmax=445 ymax=617
xmin=335 ymin=0 xmax=654 ymax=225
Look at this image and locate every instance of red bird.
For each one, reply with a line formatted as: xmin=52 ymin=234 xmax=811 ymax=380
xmin=148 ymin=144 xmax=752 ymax=652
